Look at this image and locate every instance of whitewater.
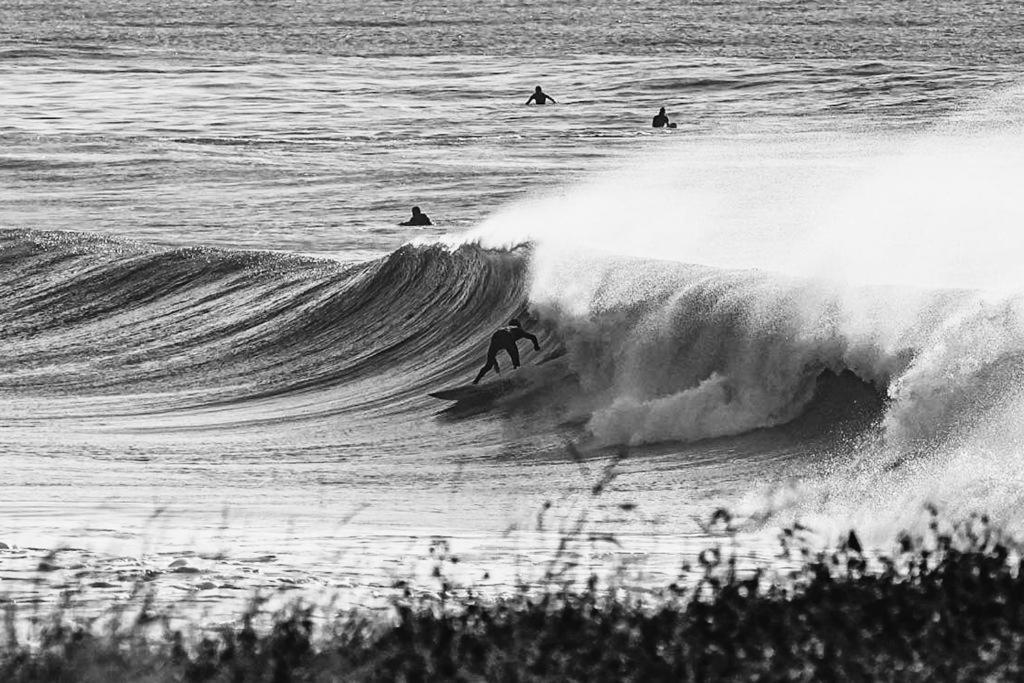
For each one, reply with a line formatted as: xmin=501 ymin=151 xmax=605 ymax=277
xmin=4 ymin=0 xmax=1024 ymax=616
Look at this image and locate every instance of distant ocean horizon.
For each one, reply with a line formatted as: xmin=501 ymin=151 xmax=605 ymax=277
xmin=4 ymin=0 xmax=1024 ymax=616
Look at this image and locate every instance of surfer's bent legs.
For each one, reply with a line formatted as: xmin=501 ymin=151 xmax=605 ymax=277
xmin=507 ymin=342 xmax=520 ymax=368
xmin=473 ymin=341 xmax=503 ymax=384
xmin=473 ymin=338 xmax=522 ymax=384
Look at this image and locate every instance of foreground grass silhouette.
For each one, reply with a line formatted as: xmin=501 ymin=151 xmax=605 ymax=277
xmin=2 ymin=511 xmax=1021 ymax=681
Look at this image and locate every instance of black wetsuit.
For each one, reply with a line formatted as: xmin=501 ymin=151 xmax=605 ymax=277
xmin=401 ymin=212 xmax=432 ymax=226
xmin=473 ymin=325 xmax=540 ymax=384
xmin=526 ymin=91 xmax=556 ymax=105
xmin=652 ymin=113 xmax=669 ymax=128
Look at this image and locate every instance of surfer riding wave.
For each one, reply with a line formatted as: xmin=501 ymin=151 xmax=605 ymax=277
xmin=473 ymin=319 xmax=541 ymax=384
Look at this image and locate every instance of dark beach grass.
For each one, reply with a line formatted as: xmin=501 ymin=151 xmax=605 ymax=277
xmin=2 ymin=505 xmax=1022 ymax=682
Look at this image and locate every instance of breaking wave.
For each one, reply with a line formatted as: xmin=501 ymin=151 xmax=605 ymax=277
xmin=5 ymin=226 xmax=1024 ymax=460
xmin=526 ymin=248 xmax=1024 ymax=452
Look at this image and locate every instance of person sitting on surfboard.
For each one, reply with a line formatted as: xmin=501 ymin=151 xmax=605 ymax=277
xmin=525 ymin=86 xmax=556 ymax=105
xmin=400 ymin=206 xmax=432 ymax=226
xmin=472 ymin=319 xmax=541 ymax=384
xmin=652 ymin=107 xmax=676 ymax=129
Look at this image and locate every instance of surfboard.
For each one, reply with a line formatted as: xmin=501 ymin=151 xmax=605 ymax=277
xmin=429 ymin=376 xmax=524 ymax=402
xmin=429 ymin=386 xmax=488 ymax=401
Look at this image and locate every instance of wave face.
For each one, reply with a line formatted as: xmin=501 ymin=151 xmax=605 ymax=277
xmin=0 ymin=229 xmax=534 ymax=425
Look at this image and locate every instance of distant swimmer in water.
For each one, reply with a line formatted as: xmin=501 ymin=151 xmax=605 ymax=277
xmin=472 ymin=318 xmax=541 ymax=384
xmin=525 ymin=86 xmax=556 ymax=105
xmin=399 ymin=206 xmax=432 ymax=226
xmin=652 ymin=107 xmax=677 ymax=129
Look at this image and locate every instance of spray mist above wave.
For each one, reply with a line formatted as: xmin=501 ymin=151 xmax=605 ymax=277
xmin=440 ymin=85 xmax=1024 ymax=454
xmin=460 ymin=84 xmax=1024 ymax=292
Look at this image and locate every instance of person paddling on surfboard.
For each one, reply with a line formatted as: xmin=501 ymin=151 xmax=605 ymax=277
xmin=472 ymin=319 xmax=541 ymax=384
xmin=399 ymin=206 xmax=432 ymax=226
xmin=652 ymin=107 xmax=676 ymax=129
xmin=525 ymin=86 xmax=556 ymax=105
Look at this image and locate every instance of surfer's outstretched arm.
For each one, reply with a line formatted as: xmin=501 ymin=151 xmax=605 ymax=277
xmin=508 ymin=325 xmax=540 ymax=350
xmin=516 ymin=330 xmax=540 ymax=350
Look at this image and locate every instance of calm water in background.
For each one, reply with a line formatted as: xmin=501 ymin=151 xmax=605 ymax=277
xmin=4 ymin=0 xmax=1021 ymax=257
xmin=3 ymin=0 xmax=1024 ymax=617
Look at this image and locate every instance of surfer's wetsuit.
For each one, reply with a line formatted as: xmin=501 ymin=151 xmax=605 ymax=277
xmin=473 ymin=323 xmax=540 ymax=384
xmin=525 ymin=87 xmax=556 ymax=105
xmin=400 ymin=206 xmax=432 ymax=226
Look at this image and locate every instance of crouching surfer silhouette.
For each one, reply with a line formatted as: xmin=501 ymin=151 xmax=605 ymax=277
xmin=472 ymin=319 xmax=541 ymax=384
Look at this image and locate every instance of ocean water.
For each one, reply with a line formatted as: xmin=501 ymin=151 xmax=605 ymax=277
xmin=4 ymin=0 xmax=1024 ymax=615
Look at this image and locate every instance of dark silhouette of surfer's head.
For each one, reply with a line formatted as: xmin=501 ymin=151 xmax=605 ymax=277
xmin=534 ymin=86 xmax=542 ymax=94
xmin=400 ymin=206 xmax=432 ymax=226
xmin=658 ymin=107 xmax=666 ymax=116
xmin=509 ymin=318 xmax=521 ymax=328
